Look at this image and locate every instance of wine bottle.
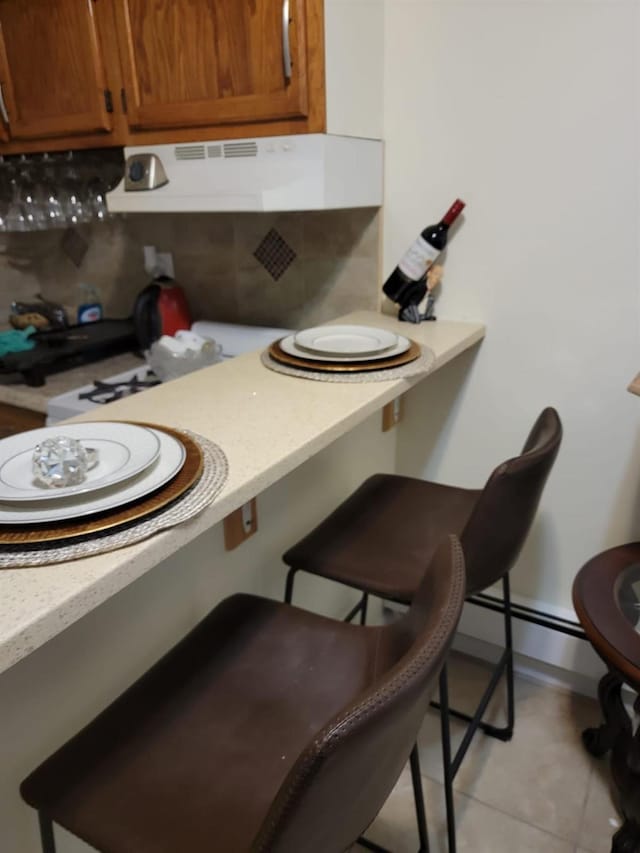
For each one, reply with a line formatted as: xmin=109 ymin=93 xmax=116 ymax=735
xmin=382 ymin=199 xmax=466 ymax=306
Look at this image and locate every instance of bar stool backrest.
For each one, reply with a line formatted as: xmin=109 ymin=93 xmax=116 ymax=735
xmin=461 ymin=407 xmax=563 ymax=595
xmin=251 ymin=535 xmax=466 ymax=853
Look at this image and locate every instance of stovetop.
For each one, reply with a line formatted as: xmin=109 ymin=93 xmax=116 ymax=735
xmin=78 ymin=371 xmax=161 ymax=404
xmin=46 ymin=366 xmax=163 ymax=425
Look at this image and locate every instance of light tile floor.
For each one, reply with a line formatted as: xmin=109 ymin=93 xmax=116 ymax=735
xmin=359 ymin=652 xmax=622 ymax=853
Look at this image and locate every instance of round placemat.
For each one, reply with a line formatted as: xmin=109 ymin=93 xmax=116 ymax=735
xmin=0 ymin=430 xmax=228 ymax=568
xmin=261 ymin=343 xmax=435 ymax=383
xmin=0 ymin=426 xmax=204 ymax=544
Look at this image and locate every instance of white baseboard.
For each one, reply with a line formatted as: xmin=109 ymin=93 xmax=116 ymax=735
xmin=451 ymin=631 xmax=602 ymax=700
xmin=386 ymin=587 xmax=607 ymax=699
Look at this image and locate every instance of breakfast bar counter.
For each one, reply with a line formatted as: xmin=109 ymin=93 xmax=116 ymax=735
xmin=0 ymin=311 xmax=484 ymax=675
xmin=0 ymin=310 xmax=484 ymax=852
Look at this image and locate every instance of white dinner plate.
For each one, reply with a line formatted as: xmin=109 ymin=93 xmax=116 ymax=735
xmin=294 ymin=325 xmax=399 ymax=357
xmin=279 ymin=334 xmax=411 ymax=363
xmin=0 ymin=422 xmax=161 ymax=502
xmin=0 ymin=428 xmax=186 ymax=525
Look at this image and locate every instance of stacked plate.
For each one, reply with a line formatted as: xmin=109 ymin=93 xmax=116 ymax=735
xmin=0 ymin=421 xmax=203 ymax=544
xmin=270 ymin=325 xmax=420 ymax=372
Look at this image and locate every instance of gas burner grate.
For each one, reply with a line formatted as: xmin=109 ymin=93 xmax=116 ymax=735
xmin=253 ymin=228 xmax=297 ymax=280
xmin=78 ymin=371 xmax=161 ymax=405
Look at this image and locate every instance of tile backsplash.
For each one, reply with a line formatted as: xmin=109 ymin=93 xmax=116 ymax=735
xmin=0 ymin=209 xmax=380 ymax=329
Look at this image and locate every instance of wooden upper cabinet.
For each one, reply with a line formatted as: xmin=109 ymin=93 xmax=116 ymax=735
xmin=114 ymin=0 xmax=310 ymax=131
xmin=0 ymin=0 xmax=113 ymax=142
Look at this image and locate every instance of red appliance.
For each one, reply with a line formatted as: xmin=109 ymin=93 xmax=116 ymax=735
xmin=133 ymin=276 xmax=192 ymax=350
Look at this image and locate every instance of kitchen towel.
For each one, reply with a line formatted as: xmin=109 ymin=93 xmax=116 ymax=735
xmin=0 ymin=326 xmax=36 ymax=358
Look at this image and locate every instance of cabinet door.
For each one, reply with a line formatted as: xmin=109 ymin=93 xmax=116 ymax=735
xmin=0 ymin=0 xmax=112 ymax=141
xmin=114 ymin=0 xmax=309 ymax=131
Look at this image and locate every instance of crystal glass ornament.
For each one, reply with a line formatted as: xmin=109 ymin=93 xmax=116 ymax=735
xmin=32 ymin=437 xmax=98 ymax=488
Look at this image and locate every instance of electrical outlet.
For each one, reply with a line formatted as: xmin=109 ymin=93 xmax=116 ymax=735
xmin=223 ymin=499 xmax=258 ymax=550
xmin=143 ymin=245 xmax=175 ymax=278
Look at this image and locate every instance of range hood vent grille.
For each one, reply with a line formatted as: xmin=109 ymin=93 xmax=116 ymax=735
xmin=175 ymin=141 xmax=258 ymax=161
xmin=223 ymin=141 xmax=258 ymax=158
xmin=175 ymin=144 xmax=206 ymax=161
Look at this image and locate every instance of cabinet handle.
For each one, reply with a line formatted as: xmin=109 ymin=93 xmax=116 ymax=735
xmin=0 ymin=82 xmax=9 ymax=126
xmin=282 ymin=0 xmax=292 ymax=82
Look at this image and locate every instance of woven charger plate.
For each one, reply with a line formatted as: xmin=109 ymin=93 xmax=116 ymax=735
xmin=0 ymin=423 xmax=203 ymax=545
xmin=269 ymin=338 xmax=422 ymax=372
xmin=0 ymin=428 xmax=228 ymax=568
xmin=262 ymin=341 xmax=435 ymax=383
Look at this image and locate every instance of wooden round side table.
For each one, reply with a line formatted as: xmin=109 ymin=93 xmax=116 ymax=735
xmin=573 ymin=543 xmax=640 ymax=852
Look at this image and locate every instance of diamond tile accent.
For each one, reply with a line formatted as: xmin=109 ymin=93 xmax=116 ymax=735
xmin=253 ymin=228 xmax=297 ymax=280
xmin=60 ymin=227 xmax=89 ymax=268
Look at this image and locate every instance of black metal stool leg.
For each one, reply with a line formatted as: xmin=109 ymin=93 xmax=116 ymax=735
xmin=345 ymin=593 xmax=368 ymax=624
xmin=409 ymin=743 xmax=430 ymax=853
xmin=360 ymin=592 xmax=369 ymax=625
xmin=471 ymin=575 xmax=514 ymax=741
xmin=284 ymin=567 xmax=298 ymax=604
xmin=38 ymin=812 xmax=56 ymax=853
xmin=285 ymin=571 xmax=369 ymax=628
xmin=439 ymin=665 xmax=457 ymax=853
xmin=503 ymin=575 xmax=515 ymax=736
xmin=430 ymin=575 xmax=515 ymax=742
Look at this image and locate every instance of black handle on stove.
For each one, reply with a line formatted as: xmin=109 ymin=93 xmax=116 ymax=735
xmin=133 ymin=283 xmax=162 ymax=351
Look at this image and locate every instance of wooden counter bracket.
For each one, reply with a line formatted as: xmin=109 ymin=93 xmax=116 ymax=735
xmin=382 ymin=397 xmax=404 ymax=431
xmin=224 ymin=499 xmax=258 ymax=550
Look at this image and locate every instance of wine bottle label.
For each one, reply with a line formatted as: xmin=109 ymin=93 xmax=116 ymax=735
xmin=397 ymin=235 xmax=440 ymax=281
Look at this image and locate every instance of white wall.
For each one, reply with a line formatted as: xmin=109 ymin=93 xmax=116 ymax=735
xmin=386 ymin=0 xmax=640 ymax=613
xmin=325 ymin=0 xmax=384 ymax=138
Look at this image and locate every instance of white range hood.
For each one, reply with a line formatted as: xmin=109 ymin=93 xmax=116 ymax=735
xmin=106 ymin=133 xmax=383 ymax=214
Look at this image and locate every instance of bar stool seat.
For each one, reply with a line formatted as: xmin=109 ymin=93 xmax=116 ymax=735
xmin=285 ymin=477 xmax=479 ymax=602
xmin=21 ymin=537 xmax=466 ymax=853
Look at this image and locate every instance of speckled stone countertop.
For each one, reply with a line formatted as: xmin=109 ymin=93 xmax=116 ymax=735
xmin=0 ymin=352 xmax=144 ymax=413
xmin=0 ymin=311 xmax=485 ymax=673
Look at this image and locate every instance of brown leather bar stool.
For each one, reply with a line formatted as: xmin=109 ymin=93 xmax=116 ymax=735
xmin=21 ymin=536 xmax=465 ymax=853
xmin=282 ymin=407 xmax=563 ymax=852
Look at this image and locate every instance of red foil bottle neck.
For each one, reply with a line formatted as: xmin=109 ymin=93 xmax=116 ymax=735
xmin=442 ymin=199 xmax=466 ymax=226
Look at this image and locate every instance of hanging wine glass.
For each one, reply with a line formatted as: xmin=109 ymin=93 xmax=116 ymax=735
xmin=40 ymin=154 xmax=66 ymax=228
xmin=17 ymin=157 xmax=47 ymax=230
xmin=86 ymin=176 xmax=109 ymax=222
xmin=6 ymin=178 xmax=27 ymax=232
xmin=59 ymin=152 xmax=90 ymax=225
